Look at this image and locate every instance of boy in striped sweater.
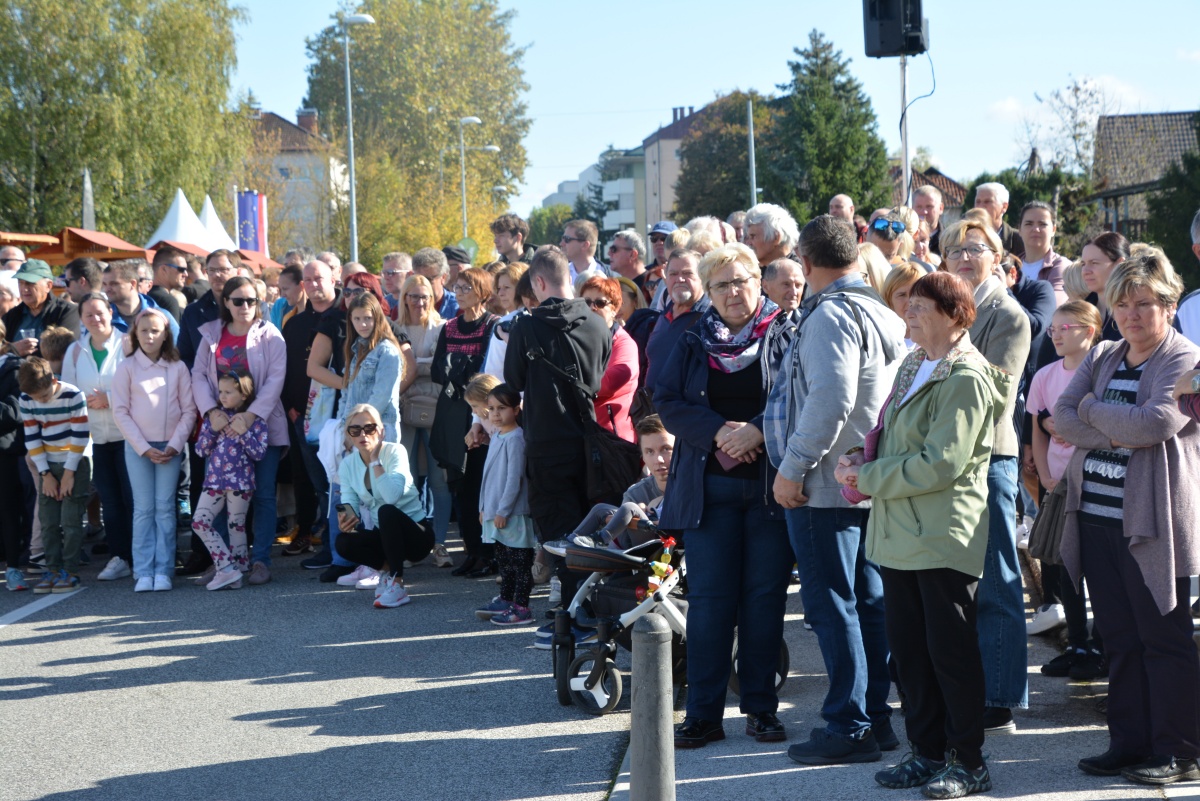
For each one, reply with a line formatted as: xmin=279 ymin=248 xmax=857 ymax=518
xmin=18 ymin=357 xmax=91 ymax=593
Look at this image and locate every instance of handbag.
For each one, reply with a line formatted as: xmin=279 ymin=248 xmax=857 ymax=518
xmin=840 ymin=388 xmax=894 ymax=505
xmin=402 ymin=393 xmax=437 ymax=429
xmin=1028 ymin=479 xmax=1068 ymax=565
xmin=303 ymin=379 xmax=338 ymax=444
xmin=526 ymin=335 xmax=643 ymax=504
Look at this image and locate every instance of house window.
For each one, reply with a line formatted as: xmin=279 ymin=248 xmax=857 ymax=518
xmin=278 ymin=167 xmax=291 ymax=180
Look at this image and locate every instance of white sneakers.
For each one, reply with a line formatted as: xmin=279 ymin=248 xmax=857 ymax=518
xmin=433 ymin=544 xmax=453 ymax=568
xmin=134 ymin=576 xmax=154 ymax=593
xmin=357 ymin=572 xmax=381 ymax=592
xmin=374 ymin=576 xmax=410 ymax=608
xmin=1027 ymin=603 xmax=1067 ymax=635
xmin=336 ymin=564 xmax=378 ymax=587
xmin=547 ymin=576 xmax=562 ymax=606
xmin=153 ymin=575 xmax=172 ymax=592
xmin=97 ymin=557 xmax=131 ymax=581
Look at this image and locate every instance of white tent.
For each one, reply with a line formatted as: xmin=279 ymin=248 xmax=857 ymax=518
xmin=199 ymin=195 xmax=238 ymax=251
xmin=143 ymin=188 xmax=215 ymax=251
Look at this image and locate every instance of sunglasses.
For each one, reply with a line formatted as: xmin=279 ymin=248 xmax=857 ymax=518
xmin=584 ymin=297 xmax=611 ymax=309
xmin=346 ymin=423 xmax=379 ymax=437
xmin=227 ymin=296 xmax=257 ymax=307
xmin=871 ymin=218 xmax=906 ymax=235
xmin=649 ymin=235 xmax=667 ymax=243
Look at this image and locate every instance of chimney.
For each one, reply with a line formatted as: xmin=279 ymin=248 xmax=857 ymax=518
xmin=688 ymin=106 xmax=694 ymax=116
xmin=296 ymin=108 xmax=319 ymax=136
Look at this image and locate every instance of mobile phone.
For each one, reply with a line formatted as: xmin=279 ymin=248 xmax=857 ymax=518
xmin=336 ymin=503 xmax=354 ymax=516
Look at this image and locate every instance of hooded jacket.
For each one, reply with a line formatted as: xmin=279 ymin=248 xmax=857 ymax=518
xmin=61 ymin=327 xmax=127 ymax=444
xmin=505 ymin=297 xmax=611 ymax=452
xmin=857 ymin=334 xmax=1012 ymax=577
xmin=764 ymin=277 xmax=907 ymax=508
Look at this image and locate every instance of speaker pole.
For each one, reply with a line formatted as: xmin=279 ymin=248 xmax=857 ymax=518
xmin=900 ymin=54 xmax=910 ymax=206
xmin=747 ymin=98 xmax=758 ymax=209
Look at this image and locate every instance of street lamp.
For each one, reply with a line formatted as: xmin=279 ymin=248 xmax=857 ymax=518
xmin=492 ymin=185 xmax=507 ymax=212
xmin=458 ymin=116 xmax=483 ymax=238
xmin=342 ymin=12 xmax=375 ymax=263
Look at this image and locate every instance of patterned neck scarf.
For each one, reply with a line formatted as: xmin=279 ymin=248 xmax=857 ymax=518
xmin=699 ymin=297 xmax=780 ymax=373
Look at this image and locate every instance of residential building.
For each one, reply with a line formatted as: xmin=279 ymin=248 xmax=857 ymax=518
xmin=256 ymin=109 xmax=347 ymax=250
xmin=642 ymin=106 xmax=699 ymax=224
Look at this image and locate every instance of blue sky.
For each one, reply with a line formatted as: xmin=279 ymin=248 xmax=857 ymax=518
xmin=233 ymin=0 xmax=1199 ymax=220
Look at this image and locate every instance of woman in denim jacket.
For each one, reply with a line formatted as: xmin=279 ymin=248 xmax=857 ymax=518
xmin=341 ymin=293 xmax=402 ymax=442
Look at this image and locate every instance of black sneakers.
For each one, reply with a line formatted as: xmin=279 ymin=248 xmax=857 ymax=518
xmin=1078 ymin=748 xmax=1151 ymax=776
xmin=788 ymin=727 xmax=882 ymax=765
xmin=1067 ymin=649 xmax=1107 ymax=681
xmin=981 ymin=706 xmax=1015 ymax=734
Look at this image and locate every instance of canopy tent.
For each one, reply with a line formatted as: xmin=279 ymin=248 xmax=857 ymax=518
xmin=28 ymin=228 xmax=150 ymax=267
xmin=199 ymin=195 xmax=238 ymax=251
xmin=144 ymin=188 xmax=219 ymax=252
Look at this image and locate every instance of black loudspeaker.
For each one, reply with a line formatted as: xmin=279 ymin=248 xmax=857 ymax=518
xmin=863 ymin=0 xmax=929 ymax=58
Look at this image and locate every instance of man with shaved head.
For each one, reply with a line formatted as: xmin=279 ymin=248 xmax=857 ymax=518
xmin=829 ymin=194 xmax=855 ymax=223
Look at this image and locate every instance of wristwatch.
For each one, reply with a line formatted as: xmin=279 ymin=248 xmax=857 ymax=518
xmin=369 ymin=460 xmax=382 ymax=469
xmin=1192 ymin=373 xmax=1200 ymax=394
xmin=39 ymin=469 xmax=50 ymax=476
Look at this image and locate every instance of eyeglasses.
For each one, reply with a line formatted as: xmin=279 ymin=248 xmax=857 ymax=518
xmin=1047 ymin=323 xmax=1088 ymax=335
xmin=560 ymin=235 xmax=586 ymax=244
xmin=945 ymin=245 xmax=995 ymax=260
xmin=649 ymin=235 xmax=667 ymax=244
xmin=345 ymin=423 xmax=379 ymax=437
xmin=227 ymin=296 xmax=257 ymax=307
xmin=708 ymin=277 xmax=754 ymax=295
xmin=608 ymin=245 xmax=632 ymax=254
xmin=405 ymin=293 xmax=431 ymax=302
xmin=583 ymin=297 xmax=612 ymax=309
xmin=208 ymin=265 xmax=236 ymax=276
xmin=871 ymin=218 xmax=906 ymax=235
xmin=450 ymin=284 xmax=474 ymax=294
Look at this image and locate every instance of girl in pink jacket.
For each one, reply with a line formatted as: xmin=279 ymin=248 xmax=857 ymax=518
xmin=112 ymin=309 xmax=196 ymax=593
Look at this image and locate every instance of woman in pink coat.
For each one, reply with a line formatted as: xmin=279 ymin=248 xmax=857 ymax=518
xmin=579 ymin=276 xmax=640 ymax=442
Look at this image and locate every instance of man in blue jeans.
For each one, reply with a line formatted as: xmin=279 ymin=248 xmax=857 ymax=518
xmin=764 ymin=215 xmax=907 ymax=765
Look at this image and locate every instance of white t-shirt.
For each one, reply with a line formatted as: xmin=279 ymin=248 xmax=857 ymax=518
xmin=1021 ymin=257 xmax=1045 ymax=285
xmin=901 ymin=358 xmax=941 ymax=405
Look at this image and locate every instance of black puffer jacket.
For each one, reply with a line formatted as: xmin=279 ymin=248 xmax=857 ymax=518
xmin=0 ymin=353 xmax=25 ymax=456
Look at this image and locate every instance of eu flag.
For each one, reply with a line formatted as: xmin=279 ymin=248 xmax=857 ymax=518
xmin=237 ymin=190 xmax=260 ymax=252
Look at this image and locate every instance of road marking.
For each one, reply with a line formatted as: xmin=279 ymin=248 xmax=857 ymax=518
xmin=0 ymin=588 xmax=85 ymax=629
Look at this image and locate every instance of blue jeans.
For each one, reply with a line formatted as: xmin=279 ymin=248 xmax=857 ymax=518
xmin=788 ymin=506 xmax=891 ymax=736
xmin=327 ymin=484 xmax=353 ymax=567
xmin=408 ymin=426 xmax=451 ymax=544
xmin=977 ymin=456 xmax=1028 ymax=709
xmin=91 ymin=440 xmax=134 ymax=563
xmin=125 ymin=442 xmax=181 ymax=579
xmin=684 ymin=474 xmax=793 ymax=721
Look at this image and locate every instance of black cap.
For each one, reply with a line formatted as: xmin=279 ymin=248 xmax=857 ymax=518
xmin=442 ymin=246 xmax=471 ymax=265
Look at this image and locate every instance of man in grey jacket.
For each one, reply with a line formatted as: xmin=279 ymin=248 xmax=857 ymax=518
xmin=765 ymin=215 xmax=907 ymax=765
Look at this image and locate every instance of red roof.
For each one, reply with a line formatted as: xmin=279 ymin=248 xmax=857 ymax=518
xmin=256 ymin=111 xmax=325 ymax=153
xmin=28 ymin=228 xmax=151 ymax=266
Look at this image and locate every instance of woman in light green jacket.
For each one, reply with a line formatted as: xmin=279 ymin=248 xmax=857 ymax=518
xmin=836 ymin=272 xmax=1010 ymax=799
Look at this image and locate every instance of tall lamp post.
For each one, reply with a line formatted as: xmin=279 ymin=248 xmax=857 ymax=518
xmin=342 ymin=12 xmax=376 ymax=263
xmin=458 ymin=116 xmax=484 ymax=238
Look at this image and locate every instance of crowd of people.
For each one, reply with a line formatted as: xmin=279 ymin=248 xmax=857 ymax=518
xmin=4 ymin=192 xmax=1200 ymax=798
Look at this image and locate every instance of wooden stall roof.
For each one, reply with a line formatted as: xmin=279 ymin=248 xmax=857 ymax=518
xmin=0 ymin=231 xmax=59 ymax=246
xmin=28 ymin=227 xmax=151 ymax=266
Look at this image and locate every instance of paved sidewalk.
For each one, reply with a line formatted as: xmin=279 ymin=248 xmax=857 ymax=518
xmin=610 ymin=585 xmax=1178 ymax=801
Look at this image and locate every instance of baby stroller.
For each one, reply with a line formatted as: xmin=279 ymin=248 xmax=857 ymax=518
xmin=552 ymin=523 xmax=789 ymax=715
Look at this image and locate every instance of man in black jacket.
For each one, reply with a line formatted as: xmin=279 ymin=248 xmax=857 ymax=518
xmin=2 ymin=260 xmax=79 ymax=357
xmin=505 ymin=246 xmax=610 ymax=540
xmin=178 ymin=250 xmax=240 ymax=369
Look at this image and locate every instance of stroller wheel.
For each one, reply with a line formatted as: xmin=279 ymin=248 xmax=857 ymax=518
xmin=553 ymin=640 xmax=574 ymax=706
xmin=567 ymin=654 xmax=623 ymax=715
xmin=728 ymin=633 xmax=790 ymax=697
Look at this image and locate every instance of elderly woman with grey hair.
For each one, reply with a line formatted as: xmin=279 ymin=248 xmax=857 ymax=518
xmin=744 ymin=203 xmax=800 ymax=267
xmin=1056 ymin=250 xmax=1200 ymax=786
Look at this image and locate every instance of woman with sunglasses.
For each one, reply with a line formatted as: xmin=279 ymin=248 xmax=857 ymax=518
xmin=579 ymin=276 xmax=639 ymax=442
xmin=431 ymin=268 xmax=499 ymax=576
xmin=192 ymin=276 xmax=288 ymax=586
xmin=334 ymin=404 xmax=432 ymax=609
xmin=867 ymin=209 xmax=917 ymax=266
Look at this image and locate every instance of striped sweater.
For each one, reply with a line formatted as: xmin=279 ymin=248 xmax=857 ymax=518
xmin=20 ymin=380 xmax=91 ymax=472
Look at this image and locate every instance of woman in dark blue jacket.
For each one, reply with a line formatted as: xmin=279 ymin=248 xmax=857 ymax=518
xmin=655 ymin=243 xmax=797 ymax=748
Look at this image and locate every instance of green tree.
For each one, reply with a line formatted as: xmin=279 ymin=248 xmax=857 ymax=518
xmin=528 ymin=204 xmax=574 ymax=248
xmin=963 ymin=165 xmax=1100 ymax=257
xmin=763 ymin=30 xmax=890 ymax=223
xmin=675 ymin=90 xmax=777 ymax=221
xmin=303 ymin=0 xmax=529 ymax=257
xmin=1147 ymin=116 xmax=1200 ymax=290
xmin=0 ymin=0 xmax=249 ymax=242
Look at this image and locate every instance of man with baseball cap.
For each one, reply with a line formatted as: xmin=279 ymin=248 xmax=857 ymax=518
xmin=2 ymin=259 xmax=80 ymax=357
xmin=636 ymin=220 xmax=677 ymax=304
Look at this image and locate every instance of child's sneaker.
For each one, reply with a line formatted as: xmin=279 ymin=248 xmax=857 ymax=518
xmin=374 ymin=579 xmax=410 ymax=608
xmin=207 ymin=567 xmax=244 ymax=591
xmin=547 ymin=576 xmax=562 ymax=606
xmin=476 ymin=597 xmax=512 ymax=620
xmin=33 ymin=570 xmax=59 ymax=594
xmin=51 ymin=572 xmax=81 ymax=593
xmin=491 ymin=605 xmax=534 ymax=626
xmin=5 ymin=567 xmax=28 ymax=591
xmin=97 ymin=556 xmax=132 ymax=581
xmin=25 ymin=554 xmax=46 ymax=575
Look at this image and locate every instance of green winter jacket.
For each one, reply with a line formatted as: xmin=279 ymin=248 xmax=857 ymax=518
xmin=856 ymin=333 xmax=1013 ymax=578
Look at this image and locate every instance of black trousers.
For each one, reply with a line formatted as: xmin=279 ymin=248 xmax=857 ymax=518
xmin=1080 ymin=521 xmax=1200 ymax=758
xmin=286 ymin=417 xmax=319 ymax=538
xmin=525 ymin=444 xmax=591 ymax=542
xmin=0 ymin=453 xmax=27 ymax=565
xmin=335 ymin=505 xmax=433 ymax=579
xmin=881 ymin=566 xmax=985 ymax=768
xmin=452 ymin=445 xmax=490 ymax=559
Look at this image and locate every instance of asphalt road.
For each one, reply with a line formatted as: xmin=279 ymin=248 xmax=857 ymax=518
xmin=0 ymin=534 xmax=631 ymax=801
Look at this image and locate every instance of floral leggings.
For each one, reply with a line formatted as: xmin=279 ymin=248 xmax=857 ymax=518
xmin=192 ymin=488 xmax=252 ymax=571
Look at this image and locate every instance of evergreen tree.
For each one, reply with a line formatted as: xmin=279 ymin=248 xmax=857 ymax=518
xmin=1147 ymin=115 xmax=1200 ymax=290
xmin=528 ymin=204 xmax=574 ymax=248
xmin=675 ymin=90 xmax=777 ymax=222
xmin=763 ymin=30 xmax=890 ymax=223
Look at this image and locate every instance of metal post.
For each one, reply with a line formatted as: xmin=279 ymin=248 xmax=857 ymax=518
xmin=459 ymin=122 xmax=469 ymax=240
xmin=343 ymin=26 xmax=359 ymax=263
xmin=900 ymin=54 xmax=910 ymax=206
xmin=747 ymin=99 xmax=757 ymax=209
xmin=630 ymin=612 xmax=675 ymax=801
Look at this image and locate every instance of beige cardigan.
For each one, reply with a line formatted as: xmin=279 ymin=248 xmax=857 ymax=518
xmin=1054 ymin=329 xmax=1200 ymax=614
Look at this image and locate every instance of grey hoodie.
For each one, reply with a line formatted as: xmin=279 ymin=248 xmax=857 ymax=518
xmin=765 ymin=276 xmax=907 ymax=508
